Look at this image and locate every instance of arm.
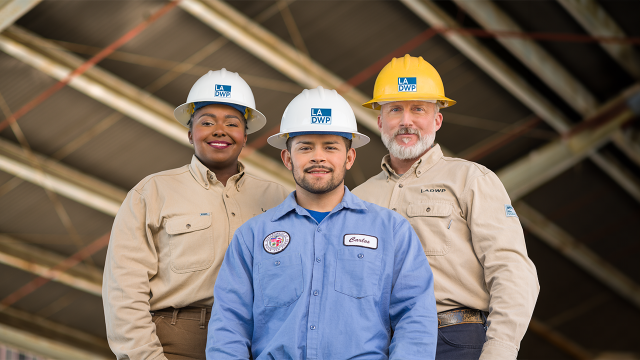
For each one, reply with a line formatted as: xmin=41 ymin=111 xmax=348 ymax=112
xmin=102 ymin=190 xmax=166 ymax=360
xmin=464 ymin=172 xmax=540 ymax=360
xmin=207 ymin=231 xmax=255 ymax=360
xmin=389 ymin=220 xmax=438 ymax=360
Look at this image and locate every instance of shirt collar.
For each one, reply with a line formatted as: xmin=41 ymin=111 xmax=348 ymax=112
xmin=189 ymin=155 xmax=246 ymax=190
xmin=271 ymin=186 xmax=368 ymax=222
xmin=381 ymin=143 xmax=443 ymax=179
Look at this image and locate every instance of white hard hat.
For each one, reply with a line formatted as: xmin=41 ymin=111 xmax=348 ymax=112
xmin=267 ymin=86 xmax=370 ymax=149
xmin=174 ymin=69 xmax=266 ymax=134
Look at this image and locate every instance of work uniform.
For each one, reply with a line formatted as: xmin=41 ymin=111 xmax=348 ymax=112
xmin=103 ymin=155 xmax=289 ymax=360
xmin=207 ymin=188 xmax=438 ymax=360
xmin=353 ymin=144 xmax=539 ymax=360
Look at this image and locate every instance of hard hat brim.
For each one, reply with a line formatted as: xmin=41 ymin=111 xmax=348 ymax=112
xmin=174 ymin=102 xmax=267 ymax=135
xmin=267 ymin=131 xmax=370 ymax=150
xmin=362 ymin=95 xmax=456 ymax=109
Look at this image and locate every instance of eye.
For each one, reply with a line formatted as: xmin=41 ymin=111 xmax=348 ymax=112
xmin=226 ymin=122 xmax=239 ymax=127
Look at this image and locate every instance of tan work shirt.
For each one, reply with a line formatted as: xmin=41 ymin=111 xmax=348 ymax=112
xmin=102 ymin=155 xmax=289 ymax=360
xmin=353 ymin=144 xmax=539 ymax=360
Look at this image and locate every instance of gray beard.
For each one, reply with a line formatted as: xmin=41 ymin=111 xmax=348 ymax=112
xmin=381 ymin=128 xmax=435 ymax=160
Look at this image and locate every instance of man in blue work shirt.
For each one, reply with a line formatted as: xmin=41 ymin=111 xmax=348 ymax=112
xmin=206 ymin=86 xmax=438 ymax=360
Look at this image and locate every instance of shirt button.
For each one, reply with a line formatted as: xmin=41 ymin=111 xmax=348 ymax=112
xmin=417 ymin=170 xmax=421 ymax=175
xmin=317 ymin=228 xmax=321 ymax=232
xmin=392 ymin=208 xmax=397 ymax=211
xmin=310 ymin=325 xmax=316 ymax=330
xmin=313 ymin=290 xmax=319 ymax=296
xmin=209 ymin=175 xmax=214 ymax=180
xmin=226 ymin=194 xmax=229 ymax=198
xmin=357 ymin=253 xmax=364 ymax=259
xmin=316 ymin=257 xmax=321 ymax=263
xmin=231 ymin=212 xmax=236 ymax=216
xmin=399 ymin=184 xmax=403 ymax=188
xmin=186 ymin=224 xmax=191 ymax=229
xmin=426 ymin=207 xmax=431 ymax=212
xmin=275 ymin=261 xmax=281 ymax=266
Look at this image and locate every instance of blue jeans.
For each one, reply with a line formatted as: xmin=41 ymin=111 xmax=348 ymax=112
xmin=435 ymin=323 xmax=487 ymax=360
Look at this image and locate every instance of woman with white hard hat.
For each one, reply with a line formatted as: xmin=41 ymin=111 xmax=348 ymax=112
xmin=102 ymin=69 xmax=289 ymax=360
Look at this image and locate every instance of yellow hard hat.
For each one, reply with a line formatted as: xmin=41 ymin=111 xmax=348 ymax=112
xmin=362 ymin=54 xmax=456 ymax=109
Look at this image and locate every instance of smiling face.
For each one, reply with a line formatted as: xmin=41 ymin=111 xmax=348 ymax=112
xmin=281 ymin=134 xmax=356 ymax=195
xmin=188 ymin=104 xmax=247 ymax=171
xmin=378 ymin=101 xmax=443 ymax=160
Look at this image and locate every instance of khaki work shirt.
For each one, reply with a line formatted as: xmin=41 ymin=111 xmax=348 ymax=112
xmin=353 ymin=144 xmax=539 ymax=360
xmin=102 ymin=156 xmax=289 ymax=360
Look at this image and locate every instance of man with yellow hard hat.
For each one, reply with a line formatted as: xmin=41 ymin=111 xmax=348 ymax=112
xmin=353 ymin=54 xmax=539 ymax=360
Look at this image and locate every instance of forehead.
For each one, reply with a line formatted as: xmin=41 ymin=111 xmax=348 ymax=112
xmin=290 ymin=134 xmax=346 ymax=146
xmin=194 ymin=104 xmax=243 ymax=120
xmin=382 ymin=101 xmax=435 ymax=109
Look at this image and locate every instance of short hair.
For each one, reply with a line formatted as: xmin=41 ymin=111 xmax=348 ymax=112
xmin=379 ymin=101 xmax=441 ymax=115
xmin=286 ymin=135 xmax=352 ymax=154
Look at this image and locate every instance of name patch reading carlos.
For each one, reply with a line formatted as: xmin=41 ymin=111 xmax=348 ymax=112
xmin=343 ymin=234 xmax=378 ymax=249
xmin=263 ymin=231 xmax=291 ymax=254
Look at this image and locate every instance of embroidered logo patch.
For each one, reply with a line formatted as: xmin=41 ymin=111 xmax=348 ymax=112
xmin=398 ymin=77 xmax=417 ymax=92
xmin=421 ymin=188 xmax=446 ymax=193
xmin=214 ymin=84 xmax=231 ymax=97
xmin=263 ymin=231 xmax=291 ymax=254
xmin=505 ymin=204 xmax=518 ymax=218
xmin=343 ymin=234 xmax=378 ymax=249
xmin=311 ymin=108 xmax=332 ymax=124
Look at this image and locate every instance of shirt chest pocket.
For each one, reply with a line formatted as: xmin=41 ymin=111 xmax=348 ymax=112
xmin=334 ymin=249 xmax=381 ymax=299
xmin=165 ymin=215 xmax=213 ymax=273
xmin=258 ymin=254 xmax=303 ymax=307
xmin=407 ymin=201 xmax=453 ymax=256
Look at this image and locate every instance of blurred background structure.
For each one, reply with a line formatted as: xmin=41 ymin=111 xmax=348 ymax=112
xmin=0 ymin=0 xmax=639 ymax=359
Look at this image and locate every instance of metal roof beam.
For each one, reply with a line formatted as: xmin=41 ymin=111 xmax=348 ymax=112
xmin=0 ymin=0 xmax=40 ymax=33
xmin=401 ymin=0 xmax=640 ymax=202
xmin=0 ymin=25 xmax=294 ymax=188
xmin=0 ymin=137 xmax=125 ymax=216
xmin=450 ymin=0 xmax=599 ymax=117
xmin=178 ymin=0 xmax=380 ymax=134
xmin=0 ymin=309 xmax=109 ymax=359
xmin=557 ymin=0 xmax=640 ymax=79
xmin=0 ymin=235 xmax=102 ymax=296
xmin=516 ymin=201 xmax=640 ymax=309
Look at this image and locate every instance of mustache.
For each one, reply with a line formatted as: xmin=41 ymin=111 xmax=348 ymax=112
xmin=395 ymin=127 xmax=421 ymax=136
xmin=304 ymin=165 xmax=333 ymax=173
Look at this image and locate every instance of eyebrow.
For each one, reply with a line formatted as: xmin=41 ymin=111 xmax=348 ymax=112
xmin=295 ymin=140 xmax=341 ymax=146
xmin=197 ymin=113 xmax=241 ymax=120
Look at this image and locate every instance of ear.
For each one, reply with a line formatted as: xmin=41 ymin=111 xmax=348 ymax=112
xmin=434 ymin=112 xmax=444 ymax=131
xmin=281 ymin=149 xmax=293 ymax=171
xmin=188 ymin=130 xmax=193 ymax=145
xmin=345 ymin=148 xmax=356 ymax=171
xmin=377 ymin=114 xmax=383 ymax=132
xmin=243 ymin=134 xmax=248 ymax=147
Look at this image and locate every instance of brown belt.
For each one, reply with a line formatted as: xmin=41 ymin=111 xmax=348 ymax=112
xmin=151 ymin=306 xmax=211 ymax=329
xmin=437 ymin=308 xmax=487 ymax=328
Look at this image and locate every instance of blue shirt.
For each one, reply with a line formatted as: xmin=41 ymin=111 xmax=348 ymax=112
xmin=207 ymin=187 xmax=437 ymax=360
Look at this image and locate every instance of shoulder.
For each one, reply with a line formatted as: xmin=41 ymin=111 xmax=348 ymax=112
xmin=352 ymin=171 xmax=386 ymax=195
xmin=361 ymin=199 xmax=406 ymax=227
xmin=131 ymin=164 xmax=191 ymax=193
xmin=440 ymin=156 xmax=490 ymax=176
xmin=242 ymin=172 xmax=290 ymax=191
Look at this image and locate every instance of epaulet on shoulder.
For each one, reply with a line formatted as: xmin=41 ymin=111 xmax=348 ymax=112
xmin=441 ymin=156 xmax=490 ymax=175
xmin=134 ymin=165 xmax=190 ymax=190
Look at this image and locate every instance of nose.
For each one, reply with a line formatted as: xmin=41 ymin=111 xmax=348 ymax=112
xmin=212 ymin=123 xmax=227 ymax=137
xmin=398 ymin=109 xmax=414 ymax=128
xmin=310 ymin=148 xmax=326 ymax=163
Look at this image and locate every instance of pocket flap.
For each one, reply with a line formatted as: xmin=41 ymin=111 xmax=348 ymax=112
xmin=166 ymin=215 xmax=211 ymax=235
xmin=407 ymin=202 xmax=453 ymax=217
xmin=258 ymin=253 xmax=301 ymax=272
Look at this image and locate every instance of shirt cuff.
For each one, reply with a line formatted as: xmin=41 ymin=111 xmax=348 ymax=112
xmin=479 ymin=339 xmax=518 ymax=360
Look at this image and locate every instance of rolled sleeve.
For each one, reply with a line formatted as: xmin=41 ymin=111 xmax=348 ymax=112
xmin=207 ymin=232 xmax=254 ymax=360
xmin=102 ymin=189 xmax=166 ymax=360
xmin=463 ymin=172 xmax=540 ymax=360
xmin=389 ymin=220 xmax=438 ymax=359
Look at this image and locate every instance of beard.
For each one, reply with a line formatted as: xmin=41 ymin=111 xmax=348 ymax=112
xmin=292 ymin=163 xmax=346 ymax=195
xmin=381 ymin=127 xmax=435 ymax=160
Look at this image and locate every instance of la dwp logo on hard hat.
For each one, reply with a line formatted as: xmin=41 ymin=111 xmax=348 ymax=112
xmin=215 ymin=84 xmax=231 ymax=97
xmin=398 ymin=77 xmax=417 ymax=92
xmin=311 ymin=108 xmax=332 ymax=124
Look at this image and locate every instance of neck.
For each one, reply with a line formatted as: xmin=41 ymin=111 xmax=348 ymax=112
xmin=295 ymin=183 xmax=345 ymax=212
xmin=199 ymin=156 xmax=239 ymax=187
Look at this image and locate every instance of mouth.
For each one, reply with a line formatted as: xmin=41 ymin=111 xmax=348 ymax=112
xmin=207 ymin=141 xmax=232 ymax=149
xmin=305 ymin=166 xmax=333 ymax=177
xmin=396 ymin=134 xmax=417 ymax=144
